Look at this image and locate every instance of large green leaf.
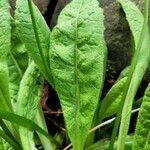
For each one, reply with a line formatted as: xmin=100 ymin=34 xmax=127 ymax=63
xmin=133 ymin=84 xmax=150 ymax=150
xmin=15 ymin=0 xmax=53 ymax=85
xmin=50 ymin=0 xmax=107 ymax=149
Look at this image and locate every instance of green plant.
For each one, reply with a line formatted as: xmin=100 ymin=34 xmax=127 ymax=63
xmin=0 ymin=0 xmax=150 ymax=149
xmin=133 ymin=84 xmax=150 ymax=150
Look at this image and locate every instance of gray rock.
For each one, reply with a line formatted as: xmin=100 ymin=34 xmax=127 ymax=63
xmin=10 ymin=0 xmax=51 ymax=16
xmin=33 ymin=0 xmax=51 ymax=14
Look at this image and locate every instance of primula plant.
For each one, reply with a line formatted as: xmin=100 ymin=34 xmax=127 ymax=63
xmin=0 ymin=0 xmax=150 ymax=149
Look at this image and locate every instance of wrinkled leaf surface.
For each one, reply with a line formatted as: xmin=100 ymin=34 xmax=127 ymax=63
xmin=50 ymin=0 xmax=107 ymax=149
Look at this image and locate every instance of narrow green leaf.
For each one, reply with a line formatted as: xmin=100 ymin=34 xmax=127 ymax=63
xmin=35 ymin=106 xmax=56 ymax=150
xmin=15 ymin=0 xmax=53 ymax=85
xmin=50 ymin=0 xmax=107 ymax=149
xmin=0 ymin=119 xmax=18 ymax=146
xmin=133 ymin=84 xmax=150 ymax=150
xmin=99 ymin=77 xmax=127 ymax=120
xmin=0 ymin=129 xmax=20 ymax=150
xmin=17 ymin=62 xmax=43 ymax=150
xmin=0 ymin=110 xmax=61 ymax=149
xmin=113 ymin=0 xmax=150 ymax=150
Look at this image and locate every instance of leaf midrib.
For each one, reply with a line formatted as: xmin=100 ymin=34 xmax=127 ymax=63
xmin=74 ymin=0 xmax=84 ymax=149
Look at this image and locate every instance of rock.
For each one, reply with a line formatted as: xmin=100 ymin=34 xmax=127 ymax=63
xmin=10 ymin=0 xmax=51 ymax=16
xmin=101 ymin=0 xmax=132 ymax=78
xmin=33 ymin=0 xmax=51 ymax=14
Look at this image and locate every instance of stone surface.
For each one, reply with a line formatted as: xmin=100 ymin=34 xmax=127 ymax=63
xmin=33 ymin=0 xmax=51 ymax=14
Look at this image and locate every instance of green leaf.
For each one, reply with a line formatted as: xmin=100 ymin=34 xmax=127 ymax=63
xmin=50 ymin=0 xmax=107 ymax=149
xmin=0 ymin=0 xmax=11 ymax=59
xmin=17 ymin=62 xmax=43 ymax=150
xmin=133 ymin=84 xmax=150 ymax=150
xmin=8 ymin=33 xmax=28 ymax=109
xmin=113 ymin=0 xmax=150 ymax=149
xmin=87 ymin=135 xmax=133 ymax=150
xmin=0 ymin=0 xmax=12 ymax=112
xmin=0 ymin=119 xmax=18 ymax=147
xmin=144 ymin=133 xmax=150 ymax=150
xmin=35 ymin=106 xmax=56 ymax=150
xmin=0 ymin=138 xmax=4 ymax=150
xmin=99 ymin=77 xmax=127 ymax=120
xmin=0 ymin=129 xmax=20 ymax=150
xmin=99 ymin=67 xmax=130 ymax=121
xmin=0 ymin=109 xmax=61 ymax=149
xmin=15 ymin=0 xmax=53 ymax=85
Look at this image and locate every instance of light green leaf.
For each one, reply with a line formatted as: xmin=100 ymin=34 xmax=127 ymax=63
xmin=8 ymin=32 xmax=28 ymax=109
xmin=0 ymin=0 xmax=12 ymax=112
xmin=133 ymin=84 xmax=150 ymax=150
xmin=0 ymin=0 xmax=11 ymax=59
xmin=17 ymin=62 xmax=43 ymax=150
xmin=50 ymin=0 xmax=107 ymax=149
xmin=15 ymin=0 xmax=53 ymax=85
